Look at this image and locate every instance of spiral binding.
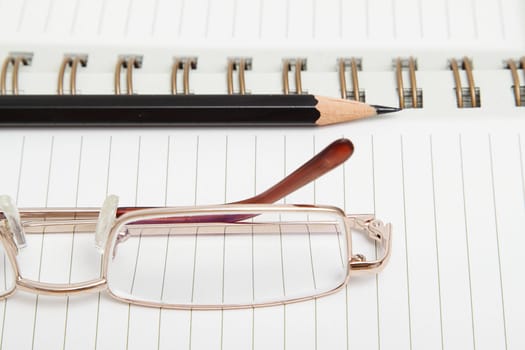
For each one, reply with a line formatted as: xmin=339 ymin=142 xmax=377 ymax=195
xmin=282 ymin=58 xmax=306 ymax=95
xmin=172 ymin=57 xmax=197 ymax=95
xmin=450 ymin=57 xmax=480 ymax=108
xmin=1 ymin=53 xmax=524 ymax=108
xmin=338 ymin=57 xmax=364 ymax=102
xmin=57 ymin=54 xmax=88 ymax=95
xmin=114 ymin=55 xmax=143 ymax=95
xmin=227 ymin=58 xmax=251 ymax=95
xmin=0 ymin=52 xmax=32 ymax=95
xmin=507 ymin=57 xmax=525 ymax=107
xmin=394 ymin=57 xmax=422 ymax=109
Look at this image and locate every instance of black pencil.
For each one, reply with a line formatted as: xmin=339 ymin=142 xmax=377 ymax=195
xmin=0 ymin=94 xmax=399 ymax=126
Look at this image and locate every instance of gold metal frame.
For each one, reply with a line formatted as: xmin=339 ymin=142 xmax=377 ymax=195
xmin=0 ymin=203 xmax=391 ymax=310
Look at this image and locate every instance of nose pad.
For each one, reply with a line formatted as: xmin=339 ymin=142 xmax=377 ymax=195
xmin=0 ymin=195 xmax=27 ymax=249
xmin=94 ymin=195 xmax=119 ymax=253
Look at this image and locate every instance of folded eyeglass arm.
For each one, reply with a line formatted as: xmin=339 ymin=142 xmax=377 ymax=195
xmin=115 ymin=138 xmax=354 ymax=223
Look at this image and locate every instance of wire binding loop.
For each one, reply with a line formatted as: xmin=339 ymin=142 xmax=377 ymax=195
xmin=0 ymin=53 xmax=32 ymax=95
xmin=227 ymin=58 xmax=251 ymax=95
xmin=450 ymin=57 xmax=479 ymax=108
xmin=394 ymin=57 xmax=421 ymax=109
xmin=57 ymin=54 xmax=87 ymax=95
xmin=282 ymin=58 xmax=306 ymax=95
xmin=114 ymin=55 xmax=143 ymax=95
xmin=171 ymin=57 xmax=197 ymax=95
xmin=338 ymin=57 xmax=363 ymax=101
xmin=507 ymin=58 xmax=525 ymax=107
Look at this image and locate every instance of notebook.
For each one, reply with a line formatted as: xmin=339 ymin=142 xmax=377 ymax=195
xmin=0 ymin=0 xmax=524 ymax=349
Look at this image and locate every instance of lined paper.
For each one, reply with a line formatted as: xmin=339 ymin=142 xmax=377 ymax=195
xmin=0 ymin=0 xmax=524 ymax=349
xmin=0 ymin=122 xmax=525 ymax=350
xmin=0 ymin=0 xmax=521 ymax=46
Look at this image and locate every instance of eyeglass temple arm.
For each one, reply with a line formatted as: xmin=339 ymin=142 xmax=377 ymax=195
xmin=235 ymin=138 xmax=353 ymax=204
xmin=116 ymin=138 xmax=354 ymax=224
xmin=1 ymin=138 xmax=354 ymax=241
xmin=346 ymin=214 xmax=392 ymax=275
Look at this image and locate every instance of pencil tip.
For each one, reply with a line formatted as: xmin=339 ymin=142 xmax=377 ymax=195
xmin=371 ymin=105 xmax=402 ymax=115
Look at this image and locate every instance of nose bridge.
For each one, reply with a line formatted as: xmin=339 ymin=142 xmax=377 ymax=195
xmin=17 ymin=277 xmax=107 ymax=296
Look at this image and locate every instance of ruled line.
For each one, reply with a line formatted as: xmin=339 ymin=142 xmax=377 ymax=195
xmin=311 ymin=135 xmax=317 ymax=350
xmin=94 ymin=135 xmax=113 ymax=350
xmin=204 ymin=0 xmax=211 ymax=38
xmin=189 ymin=226 xmax=200 ymax=305
xmin=31 ymin=136 xmax=55 ymax=350
xmin=365 ymin=0 xmax=370 ymax=39
xmin=285 ymin=0 xmax=290 ymax=39
xmin=62 ymin=136 xmax=84 ymax=349
xmin=125 ymin=231 xmax=144 ymax=350
xmin=282 ymin=135 xmax=287 ymax=350
xmin=70 ymin=0 xmax=81 ymax=34
xmin=497 ymin=0 xmax=505 ymax=39
xmin=488 ymin=135 xmax=509 ymax=350
xmin=43 ymin=0 xmax=55 ymax=33
xmin=338 ymin=0 xmax=342 ymax=39
xmin=417 ymin=0 xmax=423 ymax=38
xmin=471 ymin=0 xmax=479 ymax=39
xmin=178 ymin=0 xmax=186 ymax=37
xmin=124 ymin=0 xmax=134 ymax=36
xmin=251 ymin=135 xmax=257 ymax=350
xmin=392 ymin=0 xmax=397 ymax=39
xmin=150 ymin=0 xmax=160 ymax=36
xmin=16 ymin=0 xmax=28 ymax=32
xmin=399 ymin=135 xmax=413 ymax=350
xmin=429 ymin=135 xmax=445 ymax=350
xmin=258 ymin=0 xmax=263 ymax=38
xmin=188 ymin=135 xmax=200 ymax=350
xmin=458 ymin=134 xmax=477 ymax=350
xmin=311 ymin=0 xmax=316 ymax=39
xmin=219 ymin=136 xmax=228 ymax=350
xmin=371 ymin=134 xmax=381 ymax=350
xmin=156 ymin=226 xmax=171 ymax=349
xmin=444 ymin=0 xmax=451 ymax=39
xmin=124 ymin=135 xmax=143 ymax=350
xmin=342 ymin=133 xmax=349 ymax=350
xmin=97 ymin=0 xmax=107 ymax=35
xmin=232 ymin=0 xmax=238 ymax=38
xmin=156 ymin=136 xmax=172 ymax=350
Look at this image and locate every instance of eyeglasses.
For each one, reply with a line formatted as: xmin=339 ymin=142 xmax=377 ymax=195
xmin=0 ymin=139 xmax=391 ymax=310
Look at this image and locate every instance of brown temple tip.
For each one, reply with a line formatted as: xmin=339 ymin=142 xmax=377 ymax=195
xmin=238 ymin=138 xmax=354 ymax=204
xmin=326 ymin=138 xmax=354 ymax=163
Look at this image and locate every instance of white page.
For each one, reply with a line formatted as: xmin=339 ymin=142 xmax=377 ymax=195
xmin=0 ymin=118 xmax=524 ymax=350
xmin=0 ymin=0 xmax=525 ymax=349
